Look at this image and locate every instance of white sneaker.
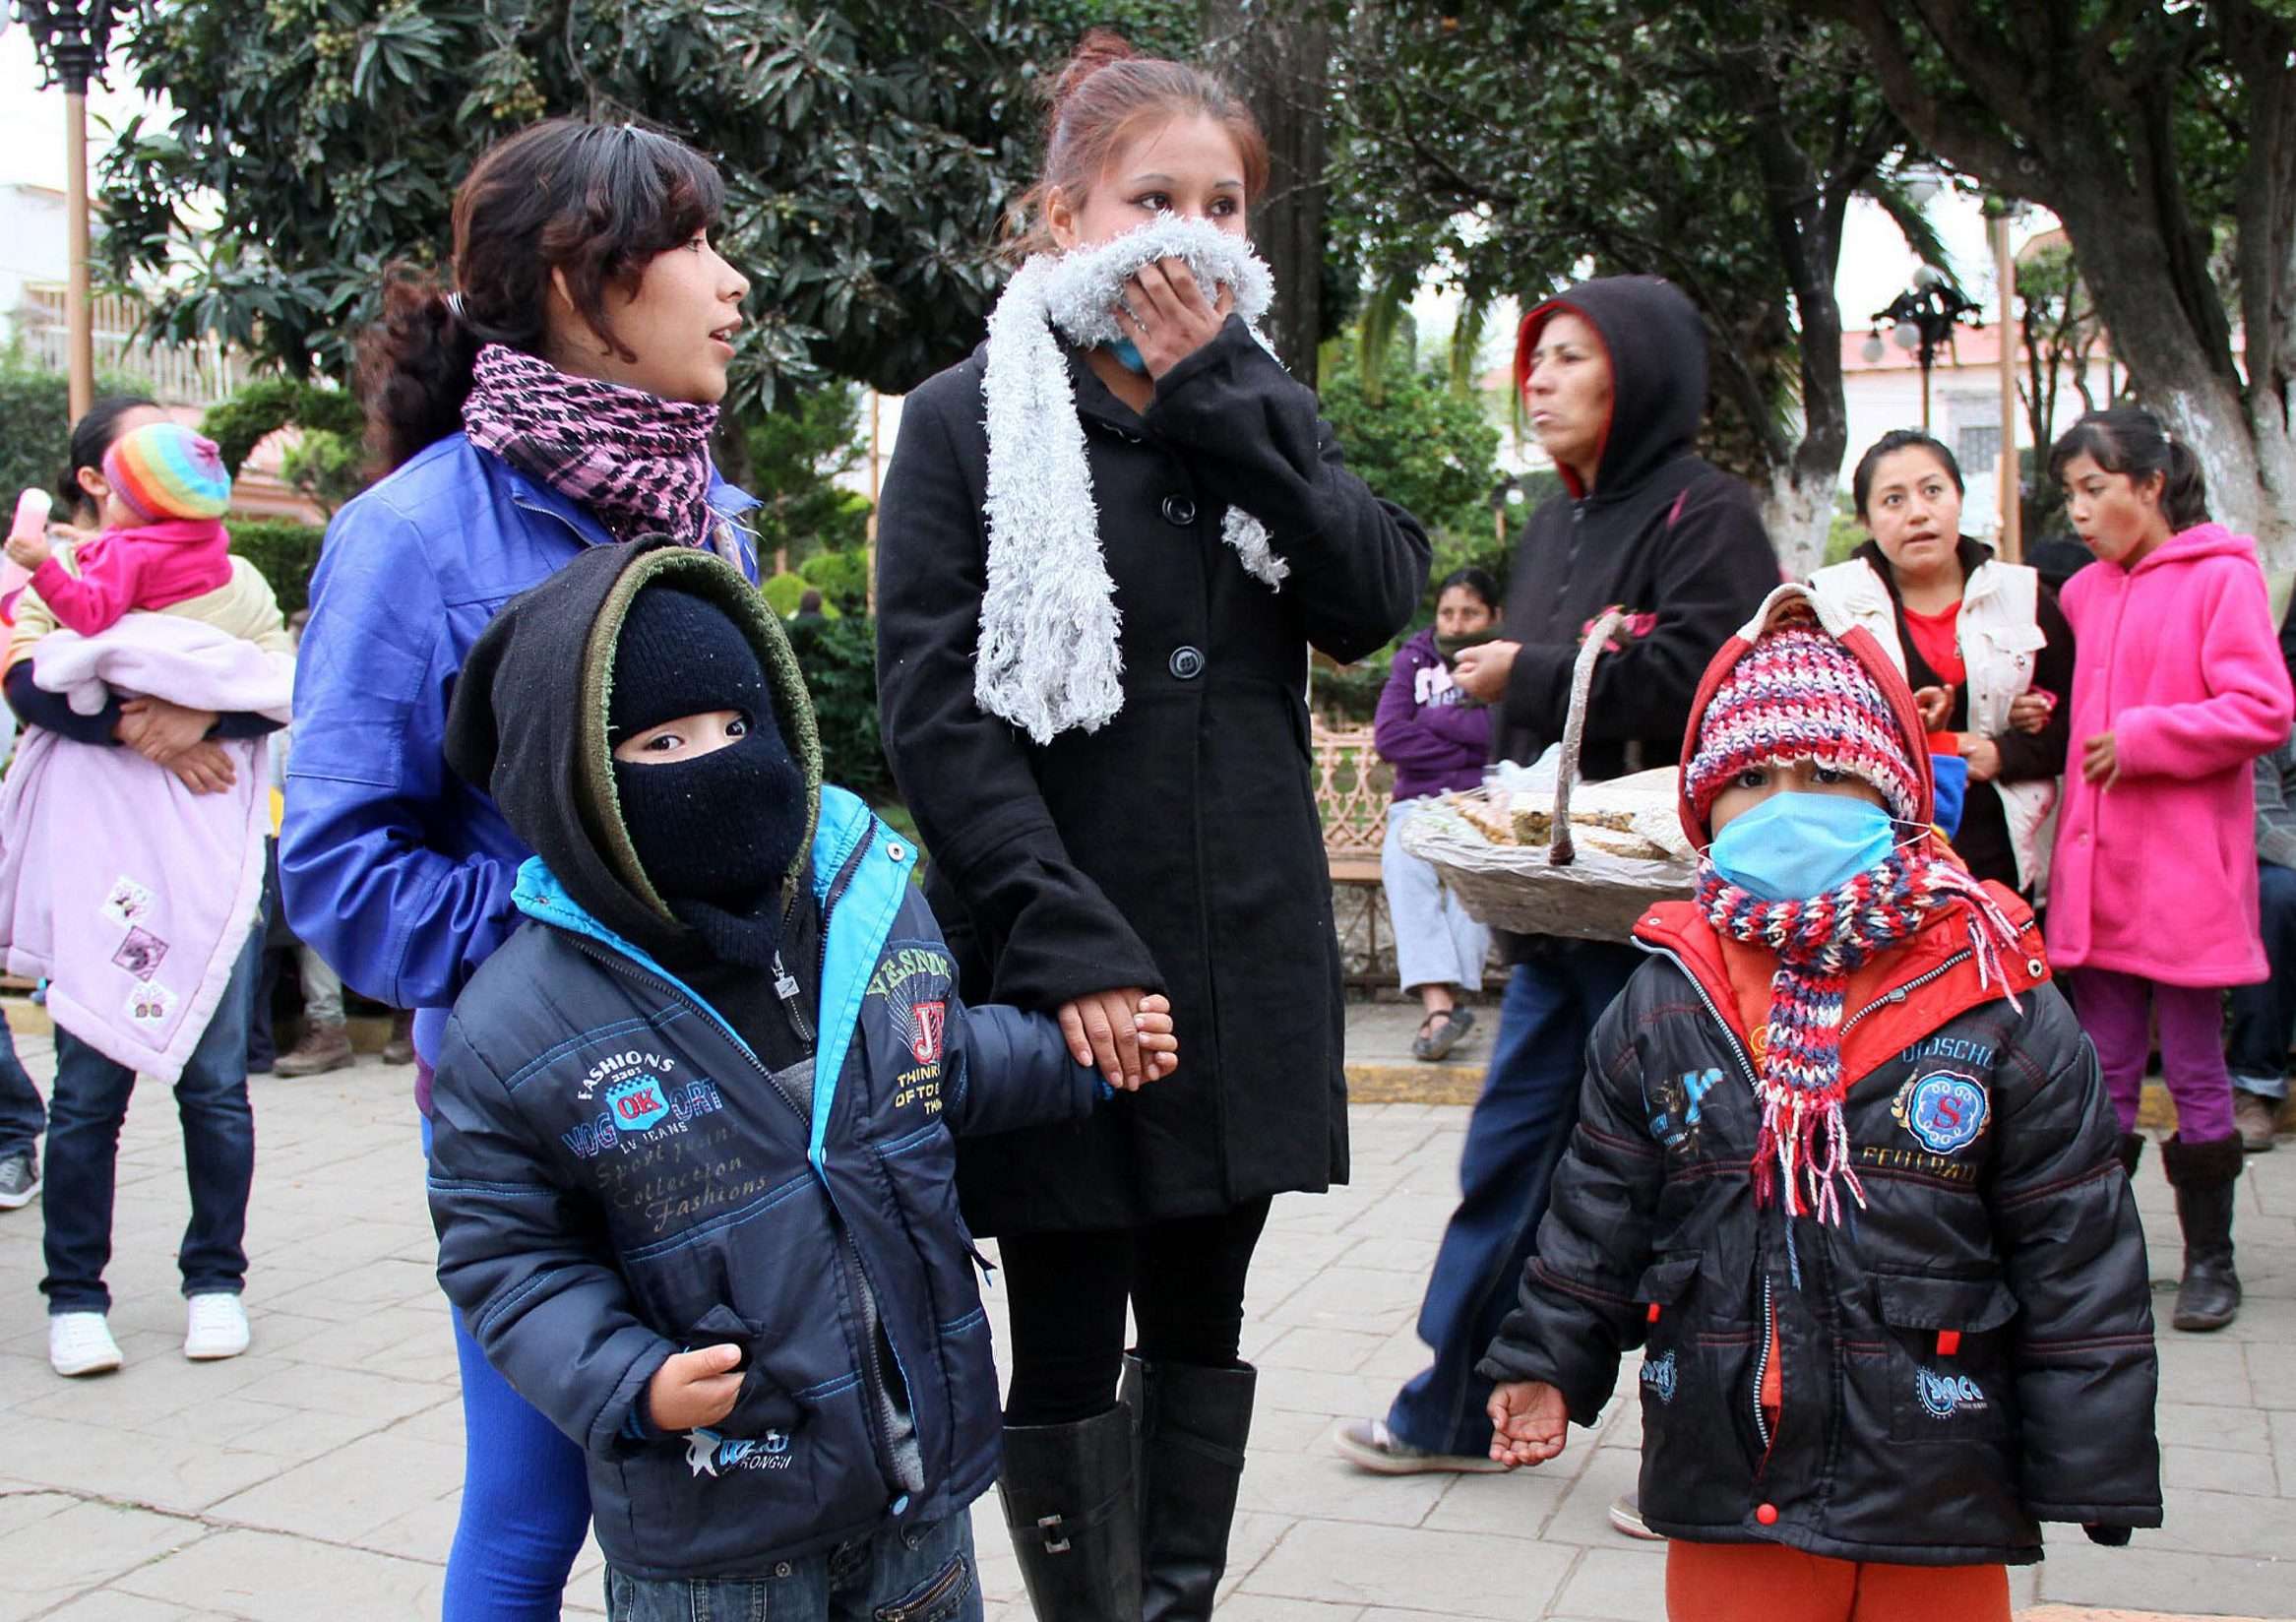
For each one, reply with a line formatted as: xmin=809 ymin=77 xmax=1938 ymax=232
xmin=184 ymin=1292 xmax=250 ymax=1360
xmin=49 ymin=1311 xmax=123 ymax=1377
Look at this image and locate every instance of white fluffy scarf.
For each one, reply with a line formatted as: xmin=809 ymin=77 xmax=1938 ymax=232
xmin=976 ymin=216 xmax=1286 ymax=744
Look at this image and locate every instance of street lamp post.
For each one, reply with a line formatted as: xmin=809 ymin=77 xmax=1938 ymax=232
xmin=1871 ymin=268 xmax=1984 ymax=435
xmin=14 ymin=2 xmax=123 ymax=423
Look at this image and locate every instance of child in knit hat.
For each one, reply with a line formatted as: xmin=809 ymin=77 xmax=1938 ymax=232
xmin=1476 ymin=585 xmax=2158 ymax=1622
xmin=6 ymin=420 xmax=235 ymax=639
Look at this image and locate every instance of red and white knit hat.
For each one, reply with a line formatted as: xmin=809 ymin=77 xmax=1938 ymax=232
xmin=1683 ymin=612 xmax=1922 ymax=829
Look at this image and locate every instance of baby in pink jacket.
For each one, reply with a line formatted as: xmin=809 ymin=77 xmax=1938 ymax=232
xmin=5 ymin=421 xmax=233 ymax=638
xmin=2045 ymin=405 xmax=2293 ymax=1341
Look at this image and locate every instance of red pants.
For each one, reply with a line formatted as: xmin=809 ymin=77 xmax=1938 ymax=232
xmin=1666 ymin=1540 xmax=2010 ymax=1621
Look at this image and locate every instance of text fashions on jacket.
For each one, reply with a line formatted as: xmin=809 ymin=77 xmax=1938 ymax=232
xmin=2046 ymin=523 xmax=2295 ymax=987
xmin=1491 ymin=280 xmax=1780 ymax=959
xmin=1479 ymin=894 xmax=2162 ymax=1565
xmin=874 ymin=319 xmax=1429 ymax=1234
xmin=278 ymin=432 xmax=757 ymax=1090
xmin=1809 ymin=541 xmax=2074 ymax=894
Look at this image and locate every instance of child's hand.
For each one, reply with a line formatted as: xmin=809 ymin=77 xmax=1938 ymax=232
xmin=2082 ymin=730 xmax=2119 ymax=789
xmin=647 ymin=1342 xmax=744 ymax=1433
xmin=2008 ymin=690 xmax=2055 ymax=734
xmin=1486 ymin=1380 xmax=1569 ymax=1468
xmin=1112 ymin=993 xmax=1177 ymax=1089
xmin=5 ymin=529 xmax=49 ymax=571
xmin=1912 ymin=684 xmax=1955 ymax=732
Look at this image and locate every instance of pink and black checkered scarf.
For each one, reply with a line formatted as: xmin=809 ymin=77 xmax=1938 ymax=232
xmin=1693 ymin=842 xmax=2023 ymax=1226
xmin=462 ymin=344 xmax=719 ymax=548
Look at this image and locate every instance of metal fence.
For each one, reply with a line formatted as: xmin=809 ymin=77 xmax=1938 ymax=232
xmin=12 ymin=283 xmax=251 ymax=406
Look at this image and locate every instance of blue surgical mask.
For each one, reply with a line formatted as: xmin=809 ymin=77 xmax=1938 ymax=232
xmin=1106 ymin=337 xmax=1149 ymax=375
xmin=1706 ymin=791 xmax=1896 ymax=902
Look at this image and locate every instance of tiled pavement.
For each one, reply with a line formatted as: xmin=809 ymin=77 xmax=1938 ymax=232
xmin=0 ymin=1014 xmax=2290 ymax=1621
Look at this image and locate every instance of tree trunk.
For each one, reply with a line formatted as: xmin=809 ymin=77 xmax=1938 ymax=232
xmin=1765 ymin=468 xmax=1835 ymax=579
xmin=1201 ymin=0 xmax=1330 ymax=384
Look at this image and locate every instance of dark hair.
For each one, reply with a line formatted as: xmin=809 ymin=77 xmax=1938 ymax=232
xmin=57 ymin=394 xmax=162 ymax=520
xmin=1850 ymin=429 xmax=1963 ymax=521
xmin=356 ymin=119 xmax=726 ymax=474
xmin=1010 ymin=31 xmax=1271 ymax=256
xmin=797 ymin=589 xmax=823 ymax=614
xmin=2048 ymin=406 xmax=2209 ymax=530
xmin=1436 ymin=566 xmax=1501 ymax=610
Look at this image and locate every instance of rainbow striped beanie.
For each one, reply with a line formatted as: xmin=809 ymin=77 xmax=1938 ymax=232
xmin=1683 ymin=616 xmax=1920 ymax=830
xmin=103 ymin=422 xmax=232 ymax=523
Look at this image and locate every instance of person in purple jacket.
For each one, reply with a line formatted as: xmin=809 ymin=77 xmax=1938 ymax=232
xmin=1374 ymin=567 xmax=1500 ymax=1060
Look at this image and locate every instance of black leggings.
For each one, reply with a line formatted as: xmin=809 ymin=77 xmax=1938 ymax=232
xmin=997 ymin=1199 xmax=1273 ymax=1426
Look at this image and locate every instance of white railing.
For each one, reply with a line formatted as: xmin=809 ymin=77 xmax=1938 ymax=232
xmin=13 ymin=283 xmax=252 ymax=407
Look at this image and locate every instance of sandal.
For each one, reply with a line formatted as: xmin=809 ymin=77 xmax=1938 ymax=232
xmin=1411 ymin=1007 xmax=1475 ymax=1062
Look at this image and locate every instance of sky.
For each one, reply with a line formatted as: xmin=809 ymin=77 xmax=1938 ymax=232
xmin=0 ymin=27 xmax=153 ymax=192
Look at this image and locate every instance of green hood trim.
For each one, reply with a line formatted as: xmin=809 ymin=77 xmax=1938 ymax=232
xmin=578 ymin=545 xmax=826 ymax=926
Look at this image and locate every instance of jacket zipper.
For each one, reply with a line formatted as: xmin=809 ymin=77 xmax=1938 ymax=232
xmin=1836 ymin=950 xmax=1971 ymax=1040
xmin=557 ymin=835 xmax=914 ymax=1491
xmin=1636 ymin=943 xmax=1761 ymax=1092
xmin=1751 ymin=1275 xmax=1775 ymax=1454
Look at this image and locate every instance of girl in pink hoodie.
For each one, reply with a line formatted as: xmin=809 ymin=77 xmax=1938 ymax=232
xmin=2046 ymin=406 xmax=2293 ymax=1337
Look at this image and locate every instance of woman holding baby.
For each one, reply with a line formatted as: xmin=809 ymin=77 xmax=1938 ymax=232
xmin=875 ymin=31 xmax=1429 ymax=1621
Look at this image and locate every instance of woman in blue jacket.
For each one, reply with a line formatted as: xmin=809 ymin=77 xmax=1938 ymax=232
xmin=279 ymin=119 xmax=757 ymax=1620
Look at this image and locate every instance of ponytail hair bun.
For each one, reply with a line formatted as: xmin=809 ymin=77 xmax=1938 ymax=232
xmin=1008 ymin=32 xmax=1268 ymax=258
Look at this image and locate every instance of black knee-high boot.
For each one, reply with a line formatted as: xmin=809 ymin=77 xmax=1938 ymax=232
xmin=997 ymin=1403 xmax=1142 ymax=1621
xmin=1122 ymin=1354 xmax=1256 ymax=1622
xmin=2159 ymin=1133 xmax=2243 ymax=1332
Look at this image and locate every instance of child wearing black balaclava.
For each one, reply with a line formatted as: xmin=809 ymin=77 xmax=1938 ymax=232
xmin=427 ymin=541 xmax=1176 ymax=1615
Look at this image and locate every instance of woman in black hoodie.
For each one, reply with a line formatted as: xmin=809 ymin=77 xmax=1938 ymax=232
xmin=1340 ymin=276 xmax=1780 ymax=1482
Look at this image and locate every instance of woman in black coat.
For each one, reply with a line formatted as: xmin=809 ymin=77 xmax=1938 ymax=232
xmin=874 ymin=32 xmax=1427 ymax=1622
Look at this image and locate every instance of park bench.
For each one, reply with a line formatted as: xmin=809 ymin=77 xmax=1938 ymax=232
xmin=1312 ymin=720 xmax=1394 ymax=986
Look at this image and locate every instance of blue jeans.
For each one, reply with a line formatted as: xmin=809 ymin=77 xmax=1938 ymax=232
xmin=1387 ymin=942 xmax=1641 ymax=1455
xmin=2228 ymin=860 xmax=2296 ymax=1102
xmin=420 ymin=1111 xmax=593 ymax=1621
xmin=603 ymin=1513 xmax=980 ymax=1622
xmin=40 ymin=916 xmax=262 ymax=1313
xmin=0 ymin=1007 xmax=44 ymax=1159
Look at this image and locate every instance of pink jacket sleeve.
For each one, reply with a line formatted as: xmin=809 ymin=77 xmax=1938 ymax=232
xmin=31 ymin=548 xmax=142 ymax=639
xmin=2116 ymin=563 xmax=2296 ymax=780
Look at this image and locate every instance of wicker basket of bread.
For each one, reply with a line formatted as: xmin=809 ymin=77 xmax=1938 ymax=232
xmin=1398 ymin=609 xmax=1698 ymax=942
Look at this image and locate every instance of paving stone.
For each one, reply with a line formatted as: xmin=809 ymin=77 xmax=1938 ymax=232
xmin=1550 ymin=1545 xmax=1668 ymax=1622
xmin=207 ymin=1429 xmax=466 ymax=1543
xmin=1245 ymin=1520 xmax=1574 ymax=1617
xmin=2037 ymin=1543 xmax=2294 ymax=1618
xmin=2159 ymin=1442 xmax=2280 ymax=1497
xmin=0 ymin=1412 xmax=290 ymax=1516
xmin=113 ymin=1527 xmax=445 ymax=1621
xmin=0 ymin=1498 xmax=207 ymax=1619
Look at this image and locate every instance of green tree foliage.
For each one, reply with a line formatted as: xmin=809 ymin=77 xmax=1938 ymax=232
xmin=0 ymin=361 xmax=70 ymax=511
xmin=1316 ymin=340 xmax=1502 ymax=551
xmin=783 ymin=615 xmax=891 ymax=798
xmin=202 ymin=377 xmax=369 ymax=514
xmin=739 ymin=382 xmax=871 ymax=568
xmin=1330 ymin=0 xmax=1923 ymax=562
xmin=99 ymin=1 xmax=1195 ymax=408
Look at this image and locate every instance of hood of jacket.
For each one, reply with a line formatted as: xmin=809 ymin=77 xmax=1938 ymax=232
xmin=2116 ymin=519 xmax=2261 ymax=577
xmin=442 ymin=537 xmax=824 ymax=968
xmin=1675 ymin=582 xmax=1936 ymax=849
xmin=1514 ymin=275 xmax=1707 ymax=500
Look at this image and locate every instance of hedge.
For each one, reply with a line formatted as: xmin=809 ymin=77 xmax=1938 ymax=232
xmin=230 ymin=518 xmax=327 ymax=617
xmin=783 ymin=614 xmax=892 ymax=800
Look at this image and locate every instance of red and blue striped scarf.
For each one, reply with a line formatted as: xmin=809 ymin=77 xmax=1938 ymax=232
xmin=1694 ymin=841 xmax=2023 ymax=1225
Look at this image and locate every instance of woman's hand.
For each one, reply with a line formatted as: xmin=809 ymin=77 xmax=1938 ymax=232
xmin=166 ymin=741 xmax=238 ymax=795
xmin=1912 ymin=685 xmax=1955 ymax=733
xmin=2082 ymin=730 xmax=2120 ymax=789
xmin=2008 ymin=691 xmax=2055 ymax=734
xmin=1059 ymin=986 xmax=1166 ymax=1092
xmin=1449 ymin=640 xmax=1520 ymax=704
xmin=1487 ymin=1380 xmax=1570 ymax=1468
xmin=646 ymin=1343 xmax=744 ymax=1434
xmin=119 ymin=696 xmax=220 ymax=763
xmin=1960 ymin=736 xmax=2003 ymax=784
xmin=1113 ymin=257 xmax=1235 ymax=379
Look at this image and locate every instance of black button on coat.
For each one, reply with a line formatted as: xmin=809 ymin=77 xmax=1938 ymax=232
xmin=875 ymin=319 xmax=1431 ymax=1233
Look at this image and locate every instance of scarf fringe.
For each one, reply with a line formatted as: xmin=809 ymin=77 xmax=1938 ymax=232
xmin=1706 ymin=844 xmax=2022 ymax=1228
xmin=974 ymin=218 xmax=1287 ymax=745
